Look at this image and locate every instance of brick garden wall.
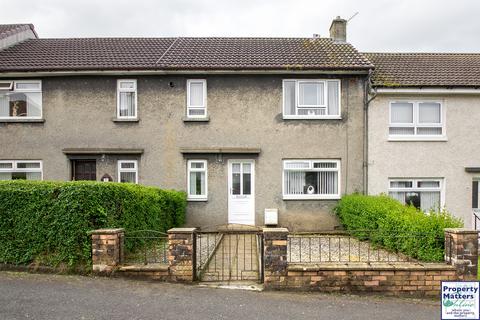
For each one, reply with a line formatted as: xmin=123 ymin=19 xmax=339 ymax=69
xmin=90 ymin=227 xmax=477 ymax=298
xmin=277 ymin=264 xmax=459 ymax=297
xmin=263 ymin=227 xmax=477 ymax=297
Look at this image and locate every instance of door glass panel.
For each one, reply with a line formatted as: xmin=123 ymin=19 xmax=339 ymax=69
xmin=232 ymin=163 xmax=241 ymax=195
xmin=243 ymin=163 xmax=251 ymax=195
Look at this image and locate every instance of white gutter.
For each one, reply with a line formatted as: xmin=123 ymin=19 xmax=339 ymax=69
xmin=377 ymin=88 xmax=480 ymax=94
xmin=0 ymin=69 xmax=370 ymax=78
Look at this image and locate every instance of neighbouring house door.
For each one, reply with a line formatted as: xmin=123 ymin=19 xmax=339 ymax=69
xmin=228 ymin=160 xmax=255 ymax=225
xmin=473 ymin=179 xmax=480 ymax=229
xmin=72 ymin=160 xmax=97 ymax=181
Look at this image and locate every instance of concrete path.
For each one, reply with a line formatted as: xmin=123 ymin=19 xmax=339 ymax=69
xmin=0 ymin=272 xmax=439 ymax=320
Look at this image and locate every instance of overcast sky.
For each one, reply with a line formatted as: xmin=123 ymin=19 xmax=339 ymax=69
xmin=2 ymin=0 xmax=479 ymax=52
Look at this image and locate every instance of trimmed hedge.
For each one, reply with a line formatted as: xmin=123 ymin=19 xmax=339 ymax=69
xmin=334 ymin=194 xmax=463 ymax=262
xmin=0 ymin=180 xmax=186 ymax=270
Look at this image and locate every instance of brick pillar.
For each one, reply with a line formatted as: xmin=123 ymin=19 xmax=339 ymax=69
xmin=90 ymin=228 xmax=125 ymax=273
xmin=445 ymin=228 xmax=478 ymax=279
xmin=168 ymin=228 xmax=196 ymax=282
xmin=263 ymin=227 xmax=288 ymax=289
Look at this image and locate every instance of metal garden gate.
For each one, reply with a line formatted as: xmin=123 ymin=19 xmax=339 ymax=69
xmin=195 ymin=230 xmax=263 ymax=283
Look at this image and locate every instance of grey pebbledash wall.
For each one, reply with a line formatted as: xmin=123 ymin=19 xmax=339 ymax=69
xmin=0 ymin=74 xmax=367 ymax=231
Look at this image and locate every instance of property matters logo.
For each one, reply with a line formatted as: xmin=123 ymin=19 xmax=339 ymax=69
xmin=442 ymin=281 xmax=480 ymax=319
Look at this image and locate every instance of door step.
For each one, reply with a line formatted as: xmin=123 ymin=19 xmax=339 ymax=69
xmin=197 ymin=281 xmax=263 ymax=291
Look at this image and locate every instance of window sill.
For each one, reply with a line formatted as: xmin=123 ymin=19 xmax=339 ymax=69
xmin=0 ymin=118 xmax=45 ymax=123
xmin=283 ymin=196 xmax=341 ymax=201
xmin=188 ymin=198 xmax=208 ymax=202
xmin=283 ymin=116 xmax=342 ymax=120
xmin=112 ymin=118 xmax=140 ymax=123
xmin=183 ymin=116 xmax=210 ymax=122
xmin=388 ymin=136 xmax=448 ymax=142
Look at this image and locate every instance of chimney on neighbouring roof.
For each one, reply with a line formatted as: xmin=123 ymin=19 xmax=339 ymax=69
xmin=329 ymin=16 xmax=347 ymax=43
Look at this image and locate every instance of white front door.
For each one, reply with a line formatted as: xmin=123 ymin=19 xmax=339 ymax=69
xmin=228 ymin=160 xmax=255 ymax=225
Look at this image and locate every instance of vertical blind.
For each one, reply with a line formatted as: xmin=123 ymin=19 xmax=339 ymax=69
xmin=388 ymin=179 xmax=442 ymax=212
xmin=284 ymin=160 xmax=339 ymax=197
xmin=117 ymin=80 xmax=136 ymax=118
xmin=119 ymin=92 xmax=136 ymax=117
xmin=189 ymin=82 xmax=204 ymax=107
xmin=283 ymin=80 xmax=340 ymax=116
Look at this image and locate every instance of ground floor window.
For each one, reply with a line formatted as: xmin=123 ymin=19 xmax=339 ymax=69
xmin=283 ymin=159 xmax=340 ymax=199
xmin=0 ymin=160 xmax=42 ymax=180
xmin=187 ymin=160 xmax=207 ymax=200
xmin=388 ymin=178 xmax=443 ymax=211
xmin=118 ymin=160 xmax=138 ymax=183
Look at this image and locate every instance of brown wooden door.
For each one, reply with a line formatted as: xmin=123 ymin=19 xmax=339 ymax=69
xmin=72 ymin=160 xmax=97 ymax=181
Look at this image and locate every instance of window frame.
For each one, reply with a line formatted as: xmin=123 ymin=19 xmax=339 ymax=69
xmin=0 ymin=80 xmax=43 ymax=120
xmin=387 ymin=178 xmax=445 ymax=209
xmin=186 ymin=79 xmax=207 ymax=119
xmin=282 ymin=79 xmax=341 ymax=120
xmin=187 ymin=159 xmax=208 ymax=201
xmin=282 ymin=159 xmax=341 ymax=200
xmin=388 ymin=100 xmax=445 ymax=141
xmin=0 ymin=160 xmax=43 ymax=180
xmin=116 ymin=79 xmax=138 ymax=119
xmin=117 ymin=160 xmax=138 ymax=184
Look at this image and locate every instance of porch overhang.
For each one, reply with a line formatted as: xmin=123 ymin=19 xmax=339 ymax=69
xmin=62 ymin=148 xmax=144 ymax=155
xmin=180 ymin=147 xmax=261 ymax=154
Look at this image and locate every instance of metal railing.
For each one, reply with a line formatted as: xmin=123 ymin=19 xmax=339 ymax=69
xmin=474 ymin=210 xmax=480 ymax=230
xmin=287 ymin=230 xmax=443 ymax=264
xmin=124 ymin=230 xmax=168 ymax=265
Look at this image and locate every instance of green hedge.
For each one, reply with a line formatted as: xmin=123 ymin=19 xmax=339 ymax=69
xmin=334 ymin=194 xmax=463 ymax=262
xmin=0 ymin=180 xmax=186 ymax=270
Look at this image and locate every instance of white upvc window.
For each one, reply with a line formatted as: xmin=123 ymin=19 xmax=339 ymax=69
xmin=388 ymin=178 xmax=444 ymax=212
xmin=187 ymin=160 xmax=208 ymax=201
xmin=186 ymin=79 xmax=207 ymax=118
xmin=283 ymin=159 xmax=340 ymax=200
xmin=118 ymin=160 xmax=138 ymax=184
xmin=0 ymin=80 xmax=42 ymax=119
xmin=117 ymin=80 xmax=137 ymax=119
xmin=389 ymin=101 xmax=444 ymax=140
xmin=0 ymin=160 xmax=43 ymax=180
xmin=283 ymin=79 xmax=341 ymax=119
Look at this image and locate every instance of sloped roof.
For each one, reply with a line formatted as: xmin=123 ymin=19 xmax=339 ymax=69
xmin=365 ymin=52 xmax=480 ymax=88
xmin=0 ymin=24 xmax=37 ymax=40
xmin=0 ymin=37 xmax=373 ymax=73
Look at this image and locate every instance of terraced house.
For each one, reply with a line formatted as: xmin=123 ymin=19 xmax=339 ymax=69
xmin=2 ymin=19 xmax=479 ymax=230
xmin=366 ymin=53 xmax=480 ymax=228
xmin=0 ymin=19 xmax=371 ymax=231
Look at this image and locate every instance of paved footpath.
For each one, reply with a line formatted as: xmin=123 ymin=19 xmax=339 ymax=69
xmin=0 ymin=272 xmax=438 ymax=320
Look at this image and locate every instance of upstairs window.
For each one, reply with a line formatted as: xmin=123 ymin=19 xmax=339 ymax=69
xmin=0 ymin=80 xmax=42 ymax=119
xmin=187 ymin=160 xmax=208 ymax=200
xmin=283 ymin=159 xmax=340 ymax=199
xmin=389 ymin=101 xmax=443 ymax=138
xmin=388 ymin=178 xmax=443 ymax=212
xmin=118 ymin=160 xmax=138 ymax=183
xmin=0 ymin=160 xmax=42 ymax=180
xmin=117 ymin=80 xmax=137 ymax=119
xmin=186 ymin=79 xmax=207 ymax=118
xmin=283 ymin=80 xmax=340 ymax=119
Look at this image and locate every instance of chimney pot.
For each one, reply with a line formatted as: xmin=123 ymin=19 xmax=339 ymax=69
xmin=329 ymin=16 xmax=347 ymax=43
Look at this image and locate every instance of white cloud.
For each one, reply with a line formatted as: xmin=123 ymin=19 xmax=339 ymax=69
xmin=2 ymin=0 xmax=480 ymax=52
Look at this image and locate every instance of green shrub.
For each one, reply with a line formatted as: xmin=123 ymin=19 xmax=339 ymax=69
xmin=0 ymin=180 xmax=186 ymax=270
xmin=334 ymin=194 xmax=463 ymax=262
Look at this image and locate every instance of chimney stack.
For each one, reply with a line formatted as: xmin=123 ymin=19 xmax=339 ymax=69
xmin=329 ymin=16 xmax=347 ymax=43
